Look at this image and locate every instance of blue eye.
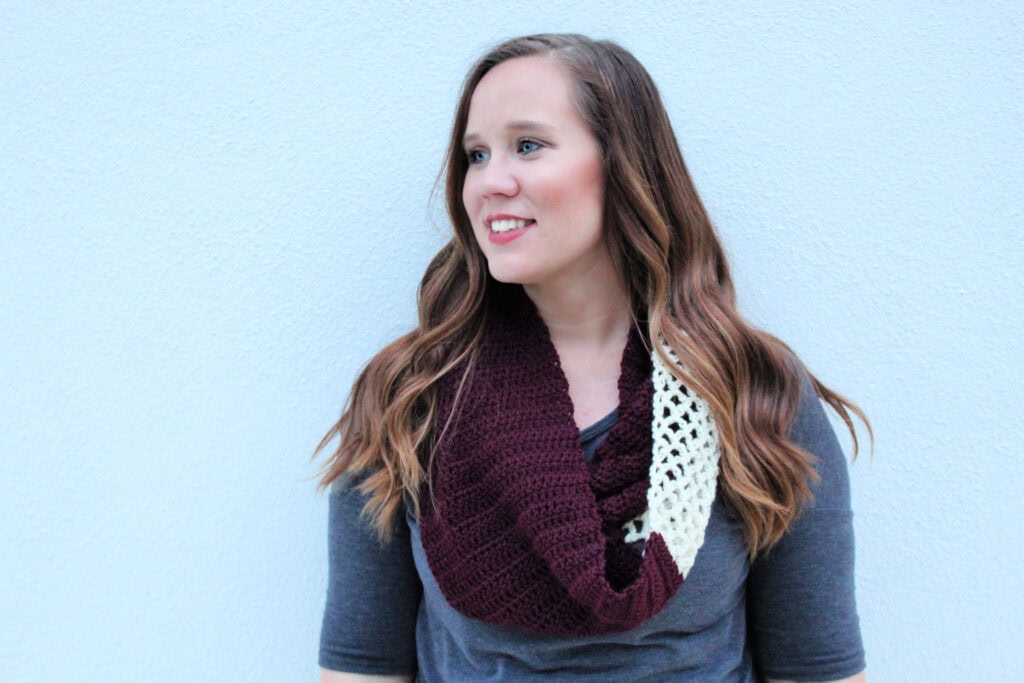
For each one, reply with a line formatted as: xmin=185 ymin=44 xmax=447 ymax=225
xmin=466 ymin=149 xmax=489 ymax=165
xmin=518 ymin=139 xmax=542 ymax=155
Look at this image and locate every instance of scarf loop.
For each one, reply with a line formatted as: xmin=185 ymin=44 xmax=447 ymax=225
xmin=420 ymin=290 xmax=721 ymax=635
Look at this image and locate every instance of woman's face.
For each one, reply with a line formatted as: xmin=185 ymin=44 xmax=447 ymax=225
xmin=461 ymin=56 xmax=608 ymax=290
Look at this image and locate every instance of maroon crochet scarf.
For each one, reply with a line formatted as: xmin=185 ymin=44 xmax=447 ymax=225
xmin=419 ymin=287 xmax=684 ymax=635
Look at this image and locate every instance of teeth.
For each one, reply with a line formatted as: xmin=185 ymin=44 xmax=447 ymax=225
xmin=490 ymin=218 xmax=531 ymax=232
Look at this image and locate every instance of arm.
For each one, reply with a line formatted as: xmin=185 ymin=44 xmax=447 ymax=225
xmin=747 ymin=374 xmax=866 ymax=682
xmin=318 ymin=481 xmax=421 ymax=678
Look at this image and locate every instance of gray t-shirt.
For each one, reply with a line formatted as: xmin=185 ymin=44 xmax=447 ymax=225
xmin=319 ymin=376 xmax=864 ymax=681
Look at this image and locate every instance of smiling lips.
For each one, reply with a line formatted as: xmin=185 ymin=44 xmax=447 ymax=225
xmin=487 ymin=216 xmax=536 ymax=244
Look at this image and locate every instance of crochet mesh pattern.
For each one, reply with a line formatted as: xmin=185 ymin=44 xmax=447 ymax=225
xmin=623 ymin=344 xmax=721 ymax=578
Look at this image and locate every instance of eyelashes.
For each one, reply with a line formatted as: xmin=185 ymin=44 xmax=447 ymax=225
xmin=517 ymin=139 xmax=542 ymax=155
xmin=467 ymin=149 xmax=489 ymax=165
xmin=465 ymin=138 xmax=545 ymax=165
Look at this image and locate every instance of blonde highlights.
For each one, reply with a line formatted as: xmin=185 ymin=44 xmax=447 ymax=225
xmin=317 ymin=34 xmax=869 ymax=553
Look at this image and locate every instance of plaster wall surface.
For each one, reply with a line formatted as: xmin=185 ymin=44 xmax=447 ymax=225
xmin=2 ymin=2 xmax=1021 ymax=680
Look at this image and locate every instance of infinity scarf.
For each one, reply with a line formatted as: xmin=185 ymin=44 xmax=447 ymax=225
xmin=419 ymin=287 xmax=721 ymax=635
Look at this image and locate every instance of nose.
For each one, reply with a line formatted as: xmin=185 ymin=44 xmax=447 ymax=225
xmin=475 ymin=156 xmax=519 ymax=198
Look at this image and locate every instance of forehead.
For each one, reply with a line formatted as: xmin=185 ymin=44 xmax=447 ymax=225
xmin=465 ymin=56 xmax=582 ymax=133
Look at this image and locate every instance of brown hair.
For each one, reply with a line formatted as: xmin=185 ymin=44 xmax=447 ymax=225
xmin=317 ymin=34 xmax=869 ymax=554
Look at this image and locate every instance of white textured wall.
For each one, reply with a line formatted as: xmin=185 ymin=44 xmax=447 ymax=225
xmin=2 ymin=2 xmax=1021 ymax=681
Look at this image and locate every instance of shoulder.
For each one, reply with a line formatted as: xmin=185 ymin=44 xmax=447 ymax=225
xmin=788 ymin=369 xmax=853 ymax=511
xmin=746 ymin=369 xmax=865 ymax=679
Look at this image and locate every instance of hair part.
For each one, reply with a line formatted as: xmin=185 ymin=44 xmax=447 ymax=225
xmin=317 ymin=34 xmax=870 ymax=554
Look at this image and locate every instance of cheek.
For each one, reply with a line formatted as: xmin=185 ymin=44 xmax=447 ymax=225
xmin=461 ymin=177 xmax=478 ymax=219
xmin=564 ymin=162 xmax=604 ymax=218
xmin=581 ymin=154 xmax=605 ymax=195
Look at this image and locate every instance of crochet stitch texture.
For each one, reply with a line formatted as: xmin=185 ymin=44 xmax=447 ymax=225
xmin=624 ymin=343 xmax=721 ymax=578
xmin=419 ymin=286 xmax=720 ymax=635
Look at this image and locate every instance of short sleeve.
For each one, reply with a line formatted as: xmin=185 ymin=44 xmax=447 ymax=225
xmin=746 ymin=375 xmax=866 ymax=681
xmin=318 ymin=480 xmax=422 ymax=675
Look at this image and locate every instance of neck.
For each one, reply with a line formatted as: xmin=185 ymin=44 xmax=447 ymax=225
xmin=523 ymin=272 xmax=631 ymax=348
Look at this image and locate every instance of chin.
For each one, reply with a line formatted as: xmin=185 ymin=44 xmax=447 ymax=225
xmin=485 ymin=260 xmax=538 ymax=286
xmin=487 ymin=269 xmax=530 ymax=285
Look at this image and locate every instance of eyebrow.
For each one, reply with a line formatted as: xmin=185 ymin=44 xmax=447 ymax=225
xmin=462 ymin=120 xmax=555 ymax=147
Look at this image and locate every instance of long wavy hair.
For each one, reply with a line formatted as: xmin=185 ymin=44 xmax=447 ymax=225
xmin=317 ymin=34 xmax=869 ymax=555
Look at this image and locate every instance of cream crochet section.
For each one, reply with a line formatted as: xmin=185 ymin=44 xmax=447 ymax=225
xmin=623 ymin=343 xmax=721 ymax=578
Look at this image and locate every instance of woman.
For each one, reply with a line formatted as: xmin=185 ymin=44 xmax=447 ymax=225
xmin=318 ymin=34 xmax=868 ymax=682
